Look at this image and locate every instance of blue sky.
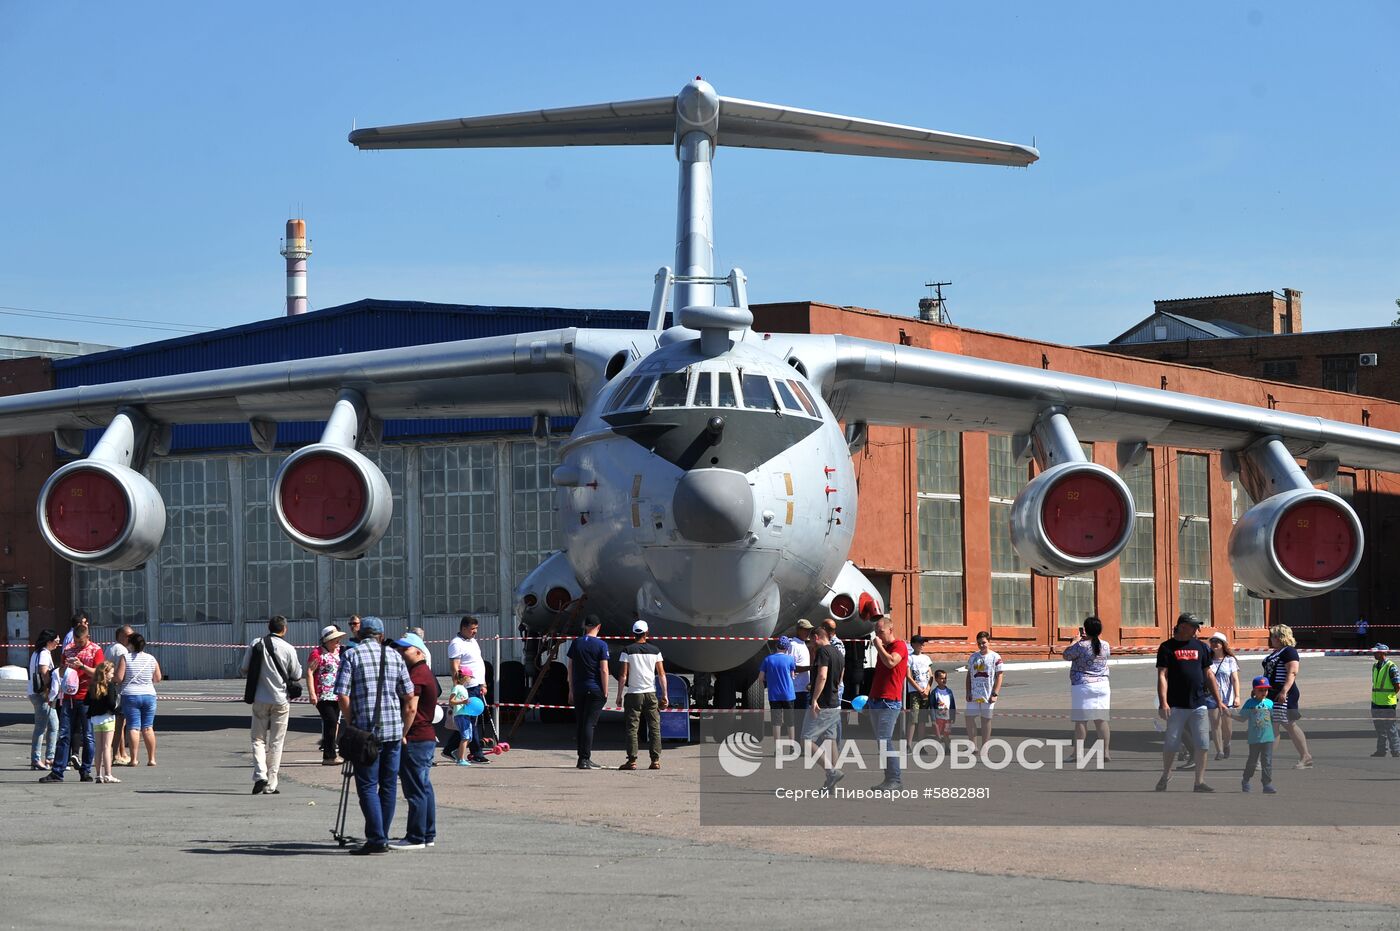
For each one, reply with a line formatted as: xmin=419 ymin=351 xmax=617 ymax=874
xmin=1 ymin=2 xmax=1396 ymax=348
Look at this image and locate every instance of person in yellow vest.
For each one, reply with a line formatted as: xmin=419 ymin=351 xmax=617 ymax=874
xmin=1369 ymin=643 xmax=1400 ymax=758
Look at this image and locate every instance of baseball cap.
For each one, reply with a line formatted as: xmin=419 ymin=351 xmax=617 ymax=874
xmin=1209 ymin=632 xmax=1228 ymax=645
xmin=795 ymin=619 xmax=815 ymax=630
xmin=632 ymin=619 xmax=649 ymax=635
xmin=1251 ymin=675 xmax=1271 ymax=690
xmin=320 ymin=625 xmax=347 ymax=644
xmin=777 ymin=635 xmax=793 ymax=651
xmin=359 ymin=616 xmax=385 ymax=635
xmin=391 ymin=633 xmax=427 ymax=653
xmin=1176 ymin=613 xmax=1204 ymax=627
xmin=1374 ymin=643 xmax=1391 ymax=653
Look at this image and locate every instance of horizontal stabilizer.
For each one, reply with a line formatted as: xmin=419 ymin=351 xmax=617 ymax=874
xmin=349 ymin=97 xmax=676 ymax=149
xmin=350 ymin=85 xmax=1037 ymax=167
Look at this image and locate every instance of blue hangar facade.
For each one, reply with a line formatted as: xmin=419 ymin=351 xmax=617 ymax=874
xmin=52 ymin=299 xmax=648 ymax=678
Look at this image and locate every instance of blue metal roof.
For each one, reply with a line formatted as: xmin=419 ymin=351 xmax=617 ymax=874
xmin=53 ymin=299 xmax=650 ymax=453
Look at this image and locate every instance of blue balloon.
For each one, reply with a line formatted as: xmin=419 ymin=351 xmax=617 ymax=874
xmin=850 ymin=695 xmax=868 ymax=711
xmin=464 ymin=696 xmax=486 ymax=716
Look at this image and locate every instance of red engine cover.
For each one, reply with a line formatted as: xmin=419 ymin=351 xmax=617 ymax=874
xmin=279 ymin=453 xmax=366 ymax=540
xmin=1275 ymin=499 xmax=1358 ymax=583
xmin=45 ymin=468 xmax=128 ymax=553
xmin=1040 ymin=471 xmax=1128 ymax=559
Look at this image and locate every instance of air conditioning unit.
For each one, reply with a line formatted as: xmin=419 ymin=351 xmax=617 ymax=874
xmin=1360 ymin=353 xmax=1379 ymax=367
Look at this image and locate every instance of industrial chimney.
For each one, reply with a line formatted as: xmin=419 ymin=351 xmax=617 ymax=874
xmin=279 ymin=218 xmax=312 ymax=315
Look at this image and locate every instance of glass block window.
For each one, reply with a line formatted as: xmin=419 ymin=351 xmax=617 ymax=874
xmin=75 ymin=566 xmax=147 ymax=626
xmin=155 ymin=458 xmax=232 ymax=622
xmin=332 ymin=448 xmax=407 ymax=618
xmin=1058 ymin=574 xmax=1095 ymax=627
xmin=989 ymin=435 xmax=1032 ymax=626
xmin=420 ymin=443 xmax=499 ymax=616
xmin=1120 ymin=452 xmax=1156 ymax=627
xmin=1326 ymin=471 xmax=1359 ymax=631
xmin=1230 ymin=481 xmax=1265 ymax=629
xmin=245 ymin=454 xmax=318 ymax=621
xmin=511 ymin=441 xmax=562 ymax=595
xmin=1177 ymin=453 xmax=1211 ymax=624
xmin=916 ymin=430 xmax=963 ymax=626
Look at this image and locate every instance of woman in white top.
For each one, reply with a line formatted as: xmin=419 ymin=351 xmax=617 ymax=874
xmin=1062 ymin=616 xmax=1112 ymax=762
xmin=27 ymin=629 xmax=60 ymax=770
xmin=1207 ymin=632 xmax=1240 ymax=760
xmin=116 ymin=632 xmax=162 ymax=766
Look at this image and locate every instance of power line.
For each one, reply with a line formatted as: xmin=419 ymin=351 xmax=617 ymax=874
xmin=0 ymin=304 xmax=213 ymax=335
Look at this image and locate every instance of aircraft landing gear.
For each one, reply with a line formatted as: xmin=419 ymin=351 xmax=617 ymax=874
xmin=712 ymin=665 xmax=762 ymax=709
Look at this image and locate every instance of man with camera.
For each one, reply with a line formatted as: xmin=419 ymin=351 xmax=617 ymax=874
xmin=239 ymin=615 xmax=303 ymax=796
xmin=335 ymin=616 xmax=416 ymax=855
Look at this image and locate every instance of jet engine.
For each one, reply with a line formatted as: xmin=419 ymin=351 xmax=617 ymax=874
xmin=37 ymin=408 xmax=167 ymax=570
xmin=1009 ymin=461 xmax=1135 ymax=576
xmin=272 ymin=389 xmax=392 ymax=558
xmin=1008 ymin=409 xmax=1135 ymax=577
xmin=273 ymin=444 xmax=391 ymax=558
xmin=37 ymin=459 xmax=165 ymax=570
xmin=1228 ymin=438 xmax=1363 ymax=598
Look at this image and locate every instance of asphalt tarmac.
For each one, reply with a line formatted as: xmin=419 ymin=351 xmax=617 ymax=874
xmin=1 ymin=654 xmax=1398 ymax=929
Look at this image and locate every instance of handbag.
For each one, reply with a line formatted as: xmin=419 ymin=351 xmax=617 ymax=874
xmin=337 ymin=643 xmax=388 ymax=767
xmin=264 ymin=636 xmax=303 ymax=701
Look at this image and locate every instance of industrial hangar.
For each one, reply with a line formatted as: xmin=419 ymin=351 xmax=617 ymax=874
xmin=2 ymin=294 xmax=1397 ymax=675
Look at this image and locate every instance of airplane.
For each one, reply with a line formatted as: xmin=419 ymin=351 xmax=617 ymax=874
xmin=6 ymin=78 xmax=1396 ymax=707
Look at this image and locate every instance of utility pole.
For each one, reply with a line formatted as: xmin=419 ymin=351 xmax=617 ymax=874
xmin=918 ymin=281 xmax=952 ymax=324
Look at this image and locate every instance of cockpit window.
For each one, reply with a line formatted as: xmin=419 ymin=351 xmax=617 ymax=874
xmin=616 ymin=375 xmax=656 ymax=410
xmin=607 ymin=376 xmax=639 ymax=412
xmin=716 ymin=372 xmax=738 ymax=408
xmin=740 ymin=373 xmax=777 ymax=411
xmin=789 ymin=379 xmax=819 ymax=416
xmin=653 ymin=371 xmax=690 ymax=408
xmin=692 ymin=371 xmax=714 ymax=407
xmin=774 ymin=380 xmax=802 ymax=413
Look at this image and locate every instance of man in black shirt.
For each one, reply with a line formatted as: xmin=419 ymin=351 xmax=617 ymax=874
xmin=1155 ymin=613 xmax=1224 ymax=792
xmin=801 ymin=626 xmax=845 ymax=792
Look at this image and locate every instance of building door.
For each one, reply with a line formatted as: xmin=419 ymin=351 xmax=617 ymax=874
xmin=5 ymin=586 xmax=29 ymax=667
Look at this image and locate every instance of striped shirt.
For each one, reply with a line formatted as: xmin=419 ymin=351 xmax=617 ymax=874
xmin=334 ymin=640 xmax=414 ymax=743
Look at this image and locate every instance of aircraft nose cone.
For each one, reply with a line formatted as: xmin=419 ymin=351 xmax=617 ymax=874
xmin=672 ymin=469 xmax=753 ymax=543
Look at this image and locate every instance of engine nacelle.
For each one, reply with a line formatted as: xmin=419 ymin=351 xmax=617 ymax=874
xmin=272 ymin=444 xmax=392 ymax=558
xmin=1228 ymin=487 xmax=1362 ymax=598
xmin=821 ymin=561 xmax=885 ymax=640
xmin=37 ymin=460 xmax=166 ymax=570
xmin=515 ymin=550 xmax=584 ymax=632
xmin=1009 ymin=461 xmax=1135 ymax=577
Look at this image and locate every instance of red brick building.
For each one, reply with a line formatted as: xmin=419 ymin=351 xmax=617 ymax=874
xmin=1099 ymin=289 xmax=1400 ymax=400
xmin=755 ymin=301 xmax=1400 ymax=656
xmin=5 ymin=300 xmax=1399 ymax=664
xmin=0 ymin=357 xmax=71 ymax=662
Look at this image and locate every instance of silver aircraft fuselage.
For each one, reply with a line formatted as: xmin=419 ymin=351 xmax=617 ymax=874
xmin=549 ymin=336 xmax=857 ymax=671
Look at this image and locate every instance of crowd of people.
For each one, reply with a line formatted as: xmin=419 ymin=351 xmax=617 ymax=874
xmin=29 ymin=614 xmax=163 ymax=783
xmin=24 ymin=603 xmax=1400 ymax=849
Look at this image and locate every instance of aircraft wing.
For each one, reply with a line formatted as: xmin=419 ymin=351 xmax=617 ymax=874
xmin=0 ymin=328 xmax=644 ymax=439
xmin=784 ymin=334 xmax=1400 ymax=473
